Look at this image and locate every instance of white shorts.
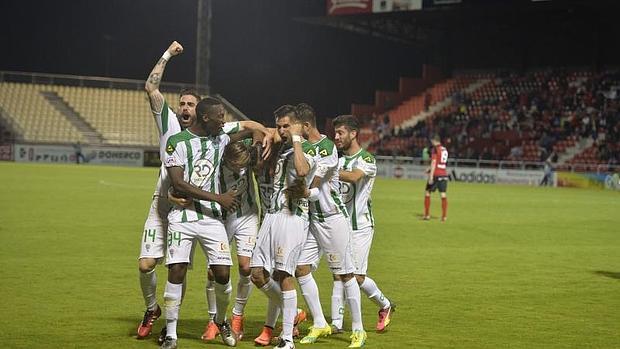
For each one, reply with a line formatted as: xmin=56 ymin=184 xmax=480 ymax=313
xmin=250 ymin=211 xmax=308 ymax=276
xmin=225 ymin=213 xmax=259 ymax=258
xmin=300 ymin=214 xmax=356 ymax=275
xmin=139 ymin=195 xmax=170 ymax=259
xmin=166 ymin=219 xmax=233 ymax=266
xmin=297 ymin=231 xmax=321 ymax=271
xmin=351 ymin=226 xmax=374 ymax=275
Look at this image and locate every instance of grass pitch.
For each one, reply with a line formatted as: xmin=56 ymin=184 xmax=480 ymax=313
xmin=0 ymin=162 xmax=618 ymax=349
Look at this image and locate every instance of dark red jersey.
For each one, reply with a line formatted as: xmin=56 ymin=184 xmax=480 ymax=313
xmin=431 ymin=144 xmax=448 ymax=177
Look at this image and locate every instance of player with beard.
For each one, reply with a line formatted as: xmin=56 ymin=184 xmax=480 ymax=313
xmin=137 ymin=41 xmax=200 ymax=340
xmin=332 ymin=115 xmax=395 ymax=333
xmin=249 ymin=105 xmax=316 ymax=349
xmin=291 ymin=104 xmax=367 ymax=348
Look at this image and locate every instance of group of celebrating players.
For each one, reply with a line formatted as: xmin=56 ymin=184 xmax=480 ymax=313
xmin=134 ymin=41 xmax=448 ymax=349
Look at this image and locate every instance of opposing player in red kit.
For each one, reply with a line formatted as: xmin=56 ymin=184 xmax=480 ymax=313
xmin=423 ymin=134 xmax=448 ymax=222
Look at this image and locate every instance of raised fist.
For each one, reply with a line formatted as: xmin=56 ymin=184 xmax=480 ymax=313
xmin=167 ymin=41 xmax=184 ymax=56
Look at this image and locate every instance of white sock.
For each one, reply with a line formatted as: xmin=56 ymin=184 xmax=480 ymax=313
xmin=260 ymin=279 xmax=282 ymax=328
xmin=260 ymin=278 xmax=283 ymax=307
xmin=164 ymin=281 xmax=183 ymax=339
xmin=265 ymin=298 xmax=281 ymax=328
xmin=281 ymin=289 xmax=297 ymax=341
xmin=206 ymin=279 xmax=217 ymax=321
xmin=360 ymin=277 xmax=391 ymax=309
xmin=331 ymin=280 xmax=345 ymax=329
xmin=343 ymin=278 xmax=363 ymax=331
xmin=214 ymin=280 xmax=232 ymax=324
xmin=140 ymin=269 xmax=158 ymax=311
xmin=298 ymin=273 xmax=327 ymax=328
xmin=233 ymin=275 xmax=252 ymax=316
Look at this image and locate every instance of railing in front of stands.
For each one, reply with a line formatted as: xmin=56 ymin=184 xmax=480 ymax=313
xmin=0 ymin=70 xmax=207 ymax=94
xmin=375 ymin=155 xmax=620 ymax=174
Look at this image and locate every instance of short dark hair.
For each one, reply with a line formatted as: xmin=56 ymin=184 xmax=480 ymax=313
xmin=196 ymin=96 xmax=224 ymax=120
xmin=179 ymin=88 xmax=202 ymax=103
xmin=295 ymin=103 xmax=316 ymax=127
xmin=431 ymin=134 xmax=441 ymax=143
xmin=333 ymin=115 xmax=359 ymax=133
xmin=274 ymin=104 xmax=298 ymax=122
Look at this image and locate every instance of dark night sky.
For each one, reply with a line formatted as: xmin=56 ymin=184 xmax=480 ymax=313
xmin=0 ymin=0 xmax=423 ymax=125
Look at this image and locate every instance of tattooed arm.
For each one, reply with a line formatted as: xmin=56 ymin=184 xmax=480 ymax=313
xmin=145 ymin=41 xmax=183 ymax=114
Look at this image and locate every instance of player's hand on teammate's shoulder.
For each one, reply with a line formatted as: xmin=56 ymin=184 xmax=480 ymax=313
xmin=167 ymin=41 xmax=183 ymax=57
xmin=261 ymin=132 xmax=274 ymax=160
xmin=218 ymin=189 xmax=240 ymax=212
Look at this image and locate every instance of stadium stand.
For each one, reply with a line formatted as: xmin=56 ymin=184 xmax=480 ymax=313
xmin=357 ymin=68 xmax=620 ymax=169
xmin=0 ymin=77 xmax=238 ymax=147
xmin=0 ymin=82 xmax=86 ymax=144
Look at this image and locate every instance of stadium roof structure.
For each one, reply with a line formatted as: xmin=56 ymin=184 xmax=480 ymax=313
xmin=296 ymin=0 xmax=620 ymax=69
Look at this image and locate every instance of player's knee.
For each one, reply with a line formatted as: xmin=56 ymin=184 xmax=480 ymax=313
xmin=238 ymin=264 xmax=251 ymax=277
xmin=250 ymin=268 xmax=267 ymax=287
xmin=168 ymin=263 xmax=188 ymax=284
xmin=355 ymin=274 xmax=366 ymax=285
xmin=207 ymin=267 xmax=215 ymax=281
xmin=340 ymin=273 xmax=354 ymax=283
xmin=295 ymin=265 xmax=310 ymax=278
xmin=138 ymin=258 xmax=157 ymax=273
xmin=212 ymin=267 xmax=230 ymax=284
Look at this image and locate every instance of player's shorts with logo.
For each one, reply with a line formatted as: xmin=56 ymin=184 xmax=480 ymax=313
xmin=351 ymin=226 xmax=375 ymax=275
xmin=250 ymin=210 xmax=309 ymax=276
xmin=139 ymin=195 xmax=170 ymax=259
xmin=166 ymin=218 xmax=233 ymax=266
xmin=225 ymin=212 xmax=259 ymax=258
xmin=425 ymin=176 xmax=449 ymax=193
xmin=298 ymin=213 xmax=356 ymax=275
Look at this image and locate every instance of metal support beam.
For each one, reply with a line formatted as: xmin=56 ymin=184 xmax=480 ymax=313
xmin=195 ymin=0 xmax=211 ymax=95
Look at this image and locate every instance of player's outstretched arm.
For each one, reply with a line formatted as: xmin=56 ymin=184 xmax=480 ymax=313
xmin=239 ymin=121 xmax=274 ymax=159
xmin=144 ymin=41 xmax=183 ymax=113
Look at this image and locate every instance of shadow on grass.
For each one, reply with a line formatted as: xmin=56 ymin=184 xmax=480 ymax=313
xmin=593 ymin=270 xmax=620 ymax=280
xmin=115 ymin=315 xmax=355 ymax=346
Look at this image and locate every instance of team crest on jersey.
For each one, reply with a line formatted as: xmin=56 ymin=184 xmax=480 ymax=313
xmin=306 ymin=148 xmax=316 ymax=156
xmin=319 ymin=148 xmax=328 ymax=157
xmin=166 ymin=143 xmax=175 ymax=155
xmin=190 ymin=159 xmax=215 ymax=187
xmin=362 ymin=155 xmax=374 ymax=163
xmin=338 ymin=182 xmax=354 ymax=204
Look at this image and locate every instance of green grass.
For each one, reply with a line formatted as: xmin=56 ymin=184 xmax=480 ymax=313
xmin=0 ymin=162 xmax=618 ymax=349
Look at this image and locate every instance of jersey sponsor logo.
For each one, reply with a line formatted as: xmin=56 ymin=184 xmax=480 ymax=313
xmin=306 ymin=148 xmax=316 ymax=157
xmin=190 ymin=159 xmax=215 ymax=187
xmin=319 ymin=148 xmax=328 ymax=157
xmin=166 ymin=143 xmax=175 ymax=155
xmin=338 ymin=181 xmax=354 ymax=204
xmin=230 ymin=176 xmax=248 ymax=193
xmin=362 ymin=155 xmax=374 ymax=163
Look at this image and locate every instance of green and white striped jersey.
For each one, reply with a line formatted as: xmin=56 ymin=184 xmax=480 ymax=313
xmin=338 ymin=148 xmax=376 ymax=230
xmin=256 ymin=165 xmax=274 ymax=217
xmin=163 ymin=123 xmax=240 ymax=223
xmin=220 ymin=165 xmax=257 ymax=221
xmin=309 ymin=136 xmax=348 ymax=222
xmin=152 ymin=100 xmax=182 ymax=197
xmin=269 ymin=141 xmax=316 ymax=220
